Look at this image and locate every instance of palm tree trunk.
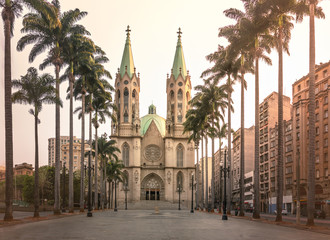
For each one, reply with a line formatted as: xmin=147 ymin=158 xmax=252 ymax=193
xmin=94 ymin=124 xmax=98 ymax=210
xmin=276 ymin=24 xmax=284 ymax=222
xmin=195 ymin=142 xmax=199 ymax=209
xmin=201 ymin=136 xmax=204 ymax=210
xmin=227 ymin=83 xmax=232 ymax=214
xmin=3 ymin=15 xmax=13 ymax=222
xmin=33 ymin=113 xmax=40 ymax=218
xmin=219 ymin=139 xmax=222 ymax=213
xmin=111 ymin=181 xmax=114 ymax=209
xmin=205 ymin=136 xmax=209 ymax=209
xmin=100 ymin=158 xmax=104 ymax=210
xmin=54 ymin=64 xmax=61 ymax=215
xmin=239 ymin=73 xmax=245 ymax=217
xmin=89 ymin=104 xmax=93 ymax=209
xmin=68 ymin=70 xmax=74 ymax=213
xmin=80 ymin=84 xmax=86 ymax=212
xmin=211 ymin=118 xmax=215 ymax=210
xmin=253 ymin=56 xmax=261 ymax=219
xmin=307 ymin=1 xmax=316 ymax=226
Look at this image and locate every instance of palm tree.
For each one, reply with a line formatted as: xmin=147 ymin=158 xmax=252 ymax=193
xmin=106 ymin=159 xmax=125 ymax=210
xmin=202 ymin=45 xmax=240 ymax=214
xmin=12 ymin=67 xmax=60 ymax=218
xmin=306 ymin=0 xmax=324 ymax=226
xmin=17 ymin=0 xmax=88 ymax=215
xmin=91 ymin=134 xmax=120 ymax=209
xmin=92 ymin=92 xmax=115 ymax=209
xmin=0 ymin=0 xmax=56 ymax=221
xmin=62 ymin=35 xmax=93 ymax=213
xmin=223 ymin=0 xmax=273 ymax=218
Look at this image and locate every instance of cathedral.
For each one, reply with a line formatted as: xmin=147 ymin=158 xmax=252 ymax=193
xmin=111 ymin=26 xmax=195 ymax=205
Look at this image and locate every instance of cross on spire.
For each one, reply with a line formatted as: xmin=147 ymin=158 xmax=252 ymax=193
xmin=177 ymin=27 xmax=182 ymax=39
xmin=126 ymin=25 xmax=131 ymax=37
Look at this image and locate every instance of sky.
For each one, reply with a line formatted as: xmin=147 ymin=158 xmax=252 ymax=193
xmin=1 ymin=0 xmax=330 ymax=168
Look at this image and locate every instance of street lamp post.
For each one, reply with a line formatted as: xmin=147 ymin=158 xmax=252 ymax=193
xmin=62 ymin=162 xmax=66 ymax=213
xmin=191 ymin=174 xmax=194 ymax=213
xmin=221 ymin=149 xmax=230 ymax=220
xmin=178 ymin=182 xmax=182 ymax=210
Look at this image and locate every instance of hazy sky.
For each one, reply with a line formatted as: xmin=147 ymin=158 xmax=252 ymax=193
xmin=1 ymin=0 xmax=330 ymax=168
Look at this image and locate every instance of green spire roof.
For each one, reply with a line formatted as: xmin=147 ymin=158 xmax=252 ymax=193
xmin=172 ymin=28 xmax=187 ymax=80
xmin=120 ymin=26 xmax=135 ymax=78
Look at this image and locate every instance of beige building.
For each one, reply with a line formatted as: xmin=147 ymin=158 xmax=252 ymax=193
xmin=232 ymin=126 xmax=255 ymax=206
xmin=14 ymin=163 xmax=34 ymax=176
xmin=259 ymin=91 xmax=292 ymax=212
xmin=111 ymin=27 xmax=194 ymax=205
xmin=60 ymin=141 xmax=90 ymax=172
xmin=292 ymin=61 xmax=330 ymax=216
xmin=266 ymin=120 xmax=294 ymax=213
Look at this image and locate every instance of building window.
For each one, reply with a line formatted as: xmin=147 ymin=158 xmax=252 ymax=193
xmin=270 ymin=150 xmax=275 ymax=158
xmin=177 ymin=144 xmax=184 ymax=167
xmin=325 ymin=96 xmax=328 ymax=104
xmin=324 ymin=82 xmax=329 ymax=90
xmin=316 ymin=169 xmax=320 ymax=178
xmin=316 ymin=155 xmax=320 ymax=163
xmin=122 ymin=143 xmax=129 ymax=167
xmin=316 ymin=141 xmax=319 ymax=149
xmin=316 ymin=113 xmax=319 ymax=121
xmin=324 ymin=110 xmax=328 ymax=118
xmin=286 ymin=155 xmax=292 ymax=163
xmin=297 ymin=132 xmax=300 ymax=140
xmin=316 ymin=100 xmax=319 ymax=108
xmin=316 ymin=127 xmax=320 ymax=135
xmin=286 ymin=166 xmax=292 ymax=174
xmin=286 ymin=144 xmax=292 ymax=153
xmin=286 ymin=177 xmax=292 ymax=185
xmin=324 ymin=138 xmax=328 ymax=147
xmin=177 ymin=90 xmax=183 ymax=123
xmin=297 ymin=84 xmax=301 ymax=91
xmin=325 ymin=124 xmax=328 ymax=133
xmin=325 ymin=169 xmax=329 ymax=178
xmin=323 ymin=70 xmax=328 ymax=78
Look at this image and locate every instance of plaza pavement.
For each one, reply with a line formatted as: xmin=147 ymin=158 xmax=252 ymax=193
xmin=1 ymin=209 xmax=330 ymax=240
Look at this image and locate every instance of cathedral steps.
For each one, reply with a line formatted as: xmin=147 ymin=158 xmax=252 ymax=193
xmin=117 ymin=200 xmax=189 ymax=210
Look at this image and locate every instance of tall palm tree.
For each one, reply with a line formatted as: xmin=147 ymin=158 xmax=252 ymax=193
xmin=306 ymin=0 xmax=324 ymax=226
xmin=223 ymin=0 xmax=273 ymax=218
xmin=17 ymin=0 xmax=88 ymax=215
xmin=0 ymin=0 xmax=55 ymax=221
xmin=62 ymin=35 xmax=93 ymax=213
xmin=92 ymin=92 xmax=115 ymax=209
xmin=12 ymin=67 xmax=60 ymax=218
xmin=202 ymin=45 xmax=240 ymax=214
xmin=106 ymin=158 xmax=125 ymax=210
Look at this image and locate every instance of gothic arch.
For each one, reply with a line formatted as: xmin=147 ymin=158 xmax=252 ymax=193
xmin=176 ymin=143 xmax=184 ymax=167
xmin=141 ymin=173 xmax=165 ymax=200
xmin=122 ymin=142 xmax=130 ymax=167
xmin=124 ymin=88 xmax=129 ymax=122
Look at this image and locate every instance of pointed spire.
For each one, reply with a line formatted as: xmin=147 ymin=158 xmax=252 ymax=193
xmin=172 ymin=27 xmax=187 ymax=80
xmin=120 ymin=25 xmax=135 ymax=78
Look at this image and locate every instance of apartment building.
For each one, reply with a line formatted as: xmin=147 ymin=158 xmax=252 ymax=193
xmin=231 ymin=126 xmax=255 ymax=207
xmin=292 ymin=61 xmax=330 ymax=216
xmin=259 ymin=91 xmax=292 ymax=212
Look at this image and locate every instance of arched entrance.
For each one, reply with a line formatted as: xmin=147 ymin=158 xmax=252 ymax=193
xmin=141 ymin=173 xmax=164 ymax=200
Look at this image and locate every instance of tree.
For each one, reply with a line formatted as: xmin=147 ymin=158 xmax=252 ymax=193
xmin=1 ymin=0 xmax=56 ymax=221
xmin=91 ymin=134 xmax=120 ymax=209
xmin=12 ymin=67 xmax=59 ymax=217
xmin=17 ymin=0 xmax=88 ymax=214
xmin=62 ymin=34 xmax=94 ymax=213
xmin=306 ymin=0 xmax=324 ymax=226
xmin=202 ymin=45 xmax=240 ymax=214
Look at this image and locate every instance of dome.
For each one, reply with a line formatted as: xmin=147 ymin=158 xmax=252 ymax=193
xmin=141 ymin=105 xmax=165 ymax=137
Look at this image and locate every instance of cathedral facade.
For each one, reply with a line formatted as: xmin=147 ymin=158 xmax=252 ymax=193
xmin=111 ymin=27 xmax=195 ymax=205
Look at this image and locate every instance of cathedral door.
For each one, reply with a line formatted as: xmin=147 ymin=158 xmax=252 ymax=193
xmin=141 ymin=173 xmax=164 ymax=201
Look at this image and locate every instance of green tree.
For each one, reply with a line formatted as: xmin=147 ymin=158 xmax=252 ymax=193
xmin=17 ymin=0 xmax=88 ymax=214
xmin=12 ymin=67 xmax=59 ymax=217
xmin=0 ymin=0 xmax=56 ymax=221
xmin=22 ymin=175 xmax=34 ymax=204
